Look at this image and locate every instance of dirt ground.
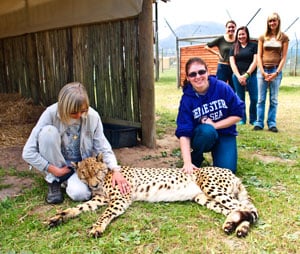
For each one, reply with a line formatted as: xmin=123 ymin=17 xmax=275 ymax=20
xmin=0 ymin=94 xmax=293 ymax=201
xmin=0 ymin=94 xmax=180 ymax=200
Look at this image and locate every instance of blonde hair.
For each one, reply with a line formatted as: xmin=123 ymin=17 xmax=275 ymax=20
xmin=57 ymin=82 xmax=90 ymax=124
xmin=264 ymin=12 xmax=283 ymax=40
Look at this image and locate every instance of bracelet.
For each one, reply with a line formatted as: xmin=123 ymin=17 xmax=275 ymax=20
xmin=245 ymin=73 xmax=250 ymax=78
xmin=276 ymin=71 xmax=279 ymax=76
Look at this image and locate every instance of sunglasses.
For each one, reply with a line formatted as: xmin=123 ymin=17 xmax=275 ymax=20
xmin=188 ymin=69 xmax=207 ymax=78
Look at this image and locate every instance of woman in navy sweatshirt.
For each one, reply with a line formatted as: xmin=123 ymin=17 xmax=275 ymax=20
xmin=175 ymin=57 xmax=245 ymax=173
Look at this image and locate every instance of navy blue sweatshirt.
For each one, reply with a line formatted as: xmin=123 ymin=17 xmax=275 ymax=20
xmin=175 ymin=75 xmax=245 ymax=138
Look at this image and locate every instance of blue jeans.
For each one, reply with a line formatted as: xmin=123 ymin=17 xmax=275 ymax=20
xmin=232 ymin=74 xmax=258 ymax=124
xmin=216 ymin=63 xmax=235 ymax=91
xmin=191 ymin=124 xmax=237 ymax=173
xmin=255 ymin=68 xmax=282 ymax=129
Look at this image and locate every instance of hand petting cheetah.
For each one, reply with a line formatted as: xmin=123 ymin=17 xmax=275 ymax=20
xmin=48 ymin=154 xmax=258 ymax=238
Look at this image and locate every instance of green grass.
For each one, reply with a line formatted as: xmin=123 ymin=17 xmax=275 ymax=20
xmin=1 ymin=69 xmax=300 ymax=253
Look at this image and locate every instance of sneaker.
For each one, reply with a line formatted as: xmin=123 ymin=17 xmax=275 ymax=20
xmin=46 ymin=181 xmax=63 ymax=204
xmin=253 ymin=126 xmax=263 ymax=131
xmin=269 ymin=126 xmax=278 ymax=133
xmin=237 ymin=120 xmax=245 ymax=125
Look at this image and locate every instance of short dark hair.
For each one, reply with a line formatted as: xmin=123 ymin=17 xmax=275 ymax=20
xmin=225 ymin=20 xmax=236 ymax=27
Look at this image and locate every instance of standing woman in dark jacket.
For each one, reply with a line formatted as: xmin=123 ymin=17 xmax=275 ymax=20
xmin=229 ymin=26 xmax=258 ymax=125
xmin=175 ymin=57 xmax=245 ymax=174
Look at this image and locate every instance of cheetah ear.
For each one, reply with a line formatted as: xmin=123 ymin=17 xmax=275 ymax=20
xmin=96 ymin=153 xmax=103 ymax=162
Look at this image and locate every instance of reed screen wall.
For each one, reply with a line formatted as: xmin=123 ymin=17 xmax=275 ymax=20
xmin=0 ymin=18 xmax=141 ymax=126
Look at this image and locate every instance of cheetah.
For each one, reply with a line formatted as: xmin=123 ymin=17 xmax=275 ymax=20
xmin=48 ymin=154 xmax=258 ymax=238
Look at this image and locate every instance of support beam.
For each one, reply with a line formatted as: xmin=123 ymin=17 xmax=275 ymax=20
xmin=138 ymin=0 xmax=156 ymax=148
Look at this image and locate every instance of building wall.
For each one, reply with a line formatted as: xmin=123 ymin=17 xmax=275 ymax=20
xmin=180 ymin=44 xmax=219 ymax=86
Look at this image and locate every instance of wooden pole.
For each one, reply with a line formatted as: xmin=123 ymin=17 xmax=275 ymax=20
xmin=138 ymin=0 xmax=156 ymax=148
xmin=154 ymin=1 xmax=159 ymax=81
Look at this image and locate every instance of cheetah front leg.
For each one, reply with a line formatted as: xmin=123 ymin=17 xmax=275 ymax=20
xmin=48 ymin=195 xmax=108 ymax=227
xmin=89 ymin=197 xmax=132 ymax=238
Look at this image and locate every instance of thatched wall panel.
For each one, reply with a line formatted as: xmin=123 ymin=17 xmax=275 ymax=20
xmin=93 ymin=23 xmax=109 ymax=115
xmin=0 ymin=18 xmax=141 ymax=125
xmin=12 ymin=37 xmax=27 ymax=95
xmin=3 ymin=39 xmax=13 ymax=93
xmin=25 ymin=34 xmax=40 ymax=103
xmin=0 ymin=40 xmax=4 ymax=92
xmin=124 ymin=19 xmax=140 ymax=123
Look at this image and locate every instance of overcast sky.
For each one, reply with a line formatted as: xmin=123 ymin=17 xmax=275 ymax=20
xmin=156 ymin=0 xmax=299 ymax=42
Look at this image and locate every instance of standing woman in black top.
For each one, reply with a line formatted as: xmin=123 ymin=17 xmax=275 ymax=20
xmin=229 ymin=26 xmax=258 ymax=125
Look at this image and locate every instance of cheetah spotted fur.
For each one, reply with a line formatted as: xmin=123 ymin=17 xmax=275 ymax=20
xmin=48 ymin=154 xmax=258 ymax=237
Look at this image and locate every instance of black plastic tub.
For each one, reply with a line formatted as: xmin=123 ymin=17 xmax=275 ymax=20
xmin=103 ymin=123 xmax=139 ymax=148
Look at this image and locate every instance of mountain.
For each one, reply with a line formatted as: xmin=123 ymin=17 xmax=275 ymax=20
xmin=158 ymin=21 xmax=224 ymax=53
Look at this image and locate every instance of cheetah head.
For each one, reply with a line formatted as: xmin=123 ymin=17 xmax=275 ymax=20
xmin=75 ymin=154 xmax=109 ymax=192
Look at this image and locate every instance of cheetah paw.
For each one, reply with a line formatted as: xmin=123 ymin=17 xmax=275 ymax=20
xmin=48 ymin=215 xmax=63 ymax=228
xmin=89 ymin=226 xmax=104 ymax=238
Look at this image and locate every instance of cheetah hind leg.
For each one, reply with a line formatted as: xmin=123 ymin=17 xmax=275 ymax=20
xmin=223 ymin=178 xmax=259 ymax=237
xmin=194 ymin=193 xmax=232 ymax=216
xmin=222 ymin=210 xmax=255 ymax=237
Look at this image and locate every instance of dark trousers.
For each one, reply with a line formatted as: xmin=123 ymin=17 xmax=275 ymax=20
xmin=191 ymin=124 xmax=237 ymax=173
